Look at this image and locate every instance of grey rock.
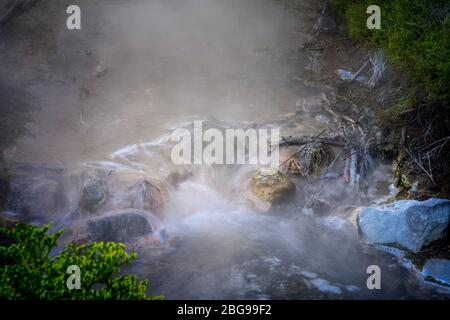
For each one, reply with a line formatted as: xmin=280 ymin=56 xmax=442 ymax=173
xmin=7 ymin=176 xmax=62 ymax=216
xmin=79 ymin=178 xmax=108 ymax=213
xmin=87 ymin=209 xmax=152 ymax=242
xmin=105 ymin=171 xmax=167 ymax=214
xmin=421 ymin=259 xmax=450 ymax=286
xmin=357 ymin=198 xmax=450 ymax=252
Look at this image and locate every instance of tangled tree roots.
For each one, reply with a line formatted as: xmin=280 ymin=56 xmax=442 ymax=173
xmin=301 ymin=141 xmax=333 ymax=175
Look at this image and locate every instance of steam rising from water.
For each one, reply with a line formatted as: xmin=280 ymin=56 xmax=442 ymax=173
xmin=8 ymin=0 xmax=315 ymax=165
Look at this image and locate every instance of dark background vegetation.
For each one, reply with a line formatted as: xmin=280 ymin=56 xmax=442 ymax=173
xmin=332 ymin=0 xmax=450 ymax=199
xmin=333 ymin=0 xmax=450 ymax=106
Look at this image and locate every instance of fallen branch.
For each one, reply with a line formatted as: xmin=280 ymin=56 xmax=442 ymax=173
xmin=350 ymin=60 xmax=370 ymax=82
xmin=279 ymin=130 xmax=327 ymax=168
xmin=280 ymin=135 xmax=346 ymax=147
xmin=405 ymin=148 xmax=436 ymax=185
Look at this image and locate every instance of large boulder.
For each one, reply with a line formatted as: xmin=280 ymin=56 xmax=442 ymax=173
xmin=79 ymin=178 xmax=108 ymax=213
xmin=7 ymin=176 xmax=63 ymax=216
xmin=421 ymin=259 xmax=450 ymax=287
xmin=250 ymin=168 xmax=296 ymax=206
xmin=357 ymin=198 xmax=450 ymax=253
xmin=104 ymin=171 xmax=168 ymax=215
xmin=87 ymin=209 xmax=154 ymax=242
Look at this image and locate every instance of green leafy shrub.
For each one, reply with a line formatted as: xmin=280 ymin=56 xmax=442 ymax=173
xmin=0 ymin=223 xmax=163 ymax=300
xmin=345 ymin=2 xmax=372 ymax=40
xmin=332 ymin=0 xmax=450 ymax=106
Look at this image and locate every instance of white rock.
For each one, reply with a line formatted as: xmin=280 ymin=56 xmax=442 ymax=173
xmin=358 ymin=198 xmax=450 ymax=253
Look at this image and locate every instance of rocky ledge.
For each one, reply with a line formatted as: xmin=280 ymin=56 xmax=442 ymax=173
xmin=357 ymin=198 xmax=450 ymax=253
xmin=357 ymin=198 xmax=450 ymax=287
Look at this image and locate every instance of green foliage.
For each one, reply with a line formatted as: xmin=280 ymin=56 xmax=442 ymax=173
xmin=332 ymin=0 xmax=450 ymax=106
xmin=345 ymin=2 xmax=372 ymax=40
xmin=380 ymin=89 xmax=419 ymax=121
xmin=0 ymin=223 xmax=163 ymax=300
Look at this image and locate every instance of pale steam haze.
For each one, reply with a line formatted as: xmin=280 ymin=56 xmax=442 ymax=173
xmin=9 ymin=0 xmax=316 ymax=165
xmin=1 ymin=0 xmax=448 ymax=300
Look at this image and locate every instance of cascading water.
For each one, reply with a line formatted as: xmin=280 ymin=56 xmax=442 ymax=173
xmin=74 ymin=119 xmax=446 ymax=299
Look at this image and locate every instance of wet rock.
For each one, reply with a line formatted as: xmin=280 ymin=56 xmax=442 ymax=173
xmin=250 ymin=168 xmax=295 ymax=206
xmin=421 ymin=259 xmax=450 ymax=287
xmin=72 ymin=224 xmax=91 ymax=246
xmin=357 ymin=198 xmax=450 ymax=253
xmin=105 ymin=171 xmax=168 ymax=215
xmin=79 ymin=178 xmax=108 ymax=213
xmin=87 ymin=209 xmax=154 ymax=242
xmin=0 ymin=212 xmax=22 ymax=228
xmin=306 ymin=194 xmax=332 ymax=215
xmin=7 ymin=176 xmax=62 ymax=216
xmin=239 ymin=188 xmax=272 ymax=212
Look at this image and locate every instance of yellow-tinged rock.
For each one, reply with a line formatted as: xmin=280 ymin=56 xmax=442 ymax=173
xmin=250 ymin=168 xmax=296 ymax=205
